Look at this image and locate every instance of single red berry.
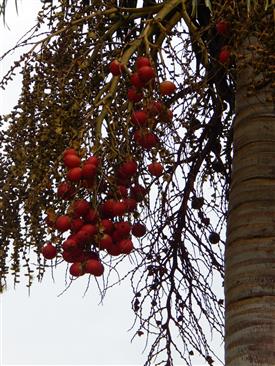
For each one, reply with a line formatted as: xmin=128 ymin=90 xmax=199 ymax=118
xmin=100 ymin=199 xmax=116 ymax=218
xmin=141 ymin=132 xmax=159 ymax=150
xmin=67 ymin=167 xmax=82 ymax=182
xmin=81 ymin=163 xmax=97 ymax=179
xmin=57 ymin=182 xmax=75 ymax=200
xmin=159 ymin=80 xmax=176 ymax=95
xmin=114 ymin=221 xmax=132 ymax=237
xmin=107 ymin=244 xmax=122 ymax=256
xmin=85 ymin=155 xmax=100 ymax=167
xmin=100 ymin=219 xmax=114 ymax=234
xmin=131 ymin=110 xmax=149 ymax=127
xmin=130 ymin=72 xmax=146 ymax=89
xmin=75 ymin=224 xmax=97 ymax=243
xmin=63 ymin=148 xmax=77 ymax=157
xmin=216 ymin=20 xmax=230 ymax=35
xmin=69 ymin=262 xmax=84 ymax=277
xmin=117 ymin=239 xmax=134 ymax=254
xmin=118 ymin=159 xmax=138 ymax=178
xmin=73 ymin=199 xmax=90 ymax=217
xmin=55 ymin=215 xmax=71 ymax=232
xmin=132 ymin=223 xmax=146 ymax=237
xmin=71 ymin=218 xmax=85 ymax=232
xmin=219 ymin=47 xmax=231 ymax=63
xmin=62 ymin=238 xmax=78 ymax=251
xmin=124 ymin=198 xmax=137 ymax=212
xmin=146 ymin=100 xmax=163 ymax=116
xmin=160 ymin=109 xmax=173 ymax=123
xmin=85 ymin=259 xmax=104 ymax=276
xmin=109 ymin=60 xmax=124 ymax=76
xmin=136 ymin=56 xmax=151 ymax=69
xmin=41 ymin=243 xmax=57 ymax=259
xmin=83 ymin=208 xmax=98 ymax=224
xmin=63 ymin=154 xmax=81 ymax=169
xmin=117 ymin=185 xmax=128 ymax=198
xmin=112 ymin=200 xmax=127 ymax=216
xmin=130 ymin=184 xmax=147 ymax=202
xmin=148 ymin=162 xmax=164 ymax=177
xmin=138 ymin=66 xmax=155 ymax=83
xmin=99 ymin=233 xmax=113 ymax=250
xmin=127 ymin=87 xmax=143 ymax=103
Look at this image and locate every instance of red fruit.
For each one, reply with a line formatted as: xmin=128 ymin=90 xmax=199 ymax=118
xmin=100 ymin=219 xmax=114 ymax=234
xmin=138 ymin=66 xmax=155 ymax=83
xmin=114 ymin=221 xmax=132 ymax=237
xmin=71 ymin=218 xmax=85 ymax=232
xmin=216 ymin=20 xmax=230 ymax=35
xmin=130 ymin=72 xmax=146 ymax=89
xmin=146 ymin=100 xmax=163 ymax=116
xmin=117 ymin=185 xmax=128 ymax=198
xmin=112 ymin=229 xmax=124 ymax=243
xmin=148 ymin=162 xmax=163 ymax=177
xmin=63 ymin=154 xmax=81 ymax=169
xmin=55 ymin=215 xmax=71 ymax=232
xmin=160 ymin=109 xmax=173 ymax=123
xmin=62 ymin=238 xmax=78 ymax=251
xmin=62 ymin=248 xmax=83 ymax=263
xmin=109 ymin=60 xmax=124 ymax=76
xmin=107 ymin=244 xmax=121 ymax=256
xmin=85 ymin=156 xmax=100 ymax=167
xmin=63 ymin=148 xmax=77 ymax=157
xmin=219 ymin=47 xmax=230 ymax=63
xmin=159 ymin=80 xmax=176 ymax=95
xmin=117 ymin=239 xmax=134 ymax=254
xmin=118 ymin=159 xmax=138 ymax=178
xmin=132 ymin=222 xmax=146 ymax=237
xmin=99 ymin=234 xmax=113 ymax=250
xmin=101 ymin=199 xmax=116 ymax=218
xmin=124 ymin=198 xmax=137 ymax=212
xmin=67 ymin=167 xmax=82 ymax=182
xmin=73 ymin=199 xmax=90 ymax=217
xmin=141 ymin=132 xmax=159 ymax=150
xmin=83 ymin=208 xmax=98 ymax=224
xmin=76 ymin=224 xmax=97 ymax=243
xmin=41 ymin=243 xmax=57 ymax=260
xmin=130 ymin=184 xmax=146 ymax=202
xmin=57 ymin=182 xmax=75 ymax=200
xmin=136 ymin=56 xmax=151 ymax=69
xmin=112 ymin=200 xmax=127 ymax=216
xmin=131 ymin=110 xmax=149 ymax=127
xmin=81 ymin=163 xmax=97 ymax=179
xmin=127 ymin=87 xmax=143 ymax=103
xmin=69 ymin=262 xmax=84 ymax=277
xmin=85 ymin=259 xmax=104 ymax=276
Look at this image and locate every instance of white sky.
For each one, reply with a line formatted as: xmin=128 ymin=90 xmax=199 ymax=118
xmin=0 ymin=1 xmax=223 ymax=365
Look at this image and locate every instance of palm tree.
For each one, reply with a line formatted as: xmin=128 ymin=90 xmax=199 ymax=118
xmin=0 ymin=1 xmax=274 ymax=365
xmin=225 ymin=33 xmax=275 ymax=364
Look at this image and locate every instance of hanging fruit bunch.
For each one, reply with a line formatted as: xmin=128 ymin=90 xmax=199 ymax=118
xmin=41 ymin=55 xmax=176 ymax=278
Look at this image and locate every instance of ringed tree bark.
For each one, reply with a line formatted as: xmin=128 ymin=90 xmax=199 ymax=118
xmin=225 ymin=29 xmax=275 ymax=366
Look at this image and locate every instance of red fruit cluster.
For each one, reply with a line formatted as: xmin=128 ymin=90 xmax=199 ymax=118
xmin=215 ymin=20 xmax=231 ymax=64
xmin=42 ymin=150 xmax=149 ymax=278
xmin=110 ymin=56 xmax=170 ymax=175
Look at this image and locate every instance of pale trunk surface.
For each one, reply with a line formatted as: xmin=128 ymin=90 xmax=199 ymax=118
xmin=225 ymin=37 xmax=275 ymax=365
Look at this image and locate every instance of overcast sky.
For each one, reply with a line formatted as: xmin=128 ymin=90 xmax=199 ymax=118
xmin=0 ymin=1 xmax=223 ymax=365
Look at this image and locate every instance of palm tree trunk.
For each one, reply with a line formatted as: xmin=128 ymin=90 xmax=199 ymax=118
xmin=225 ymin=36 xmax=275 ymax=365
